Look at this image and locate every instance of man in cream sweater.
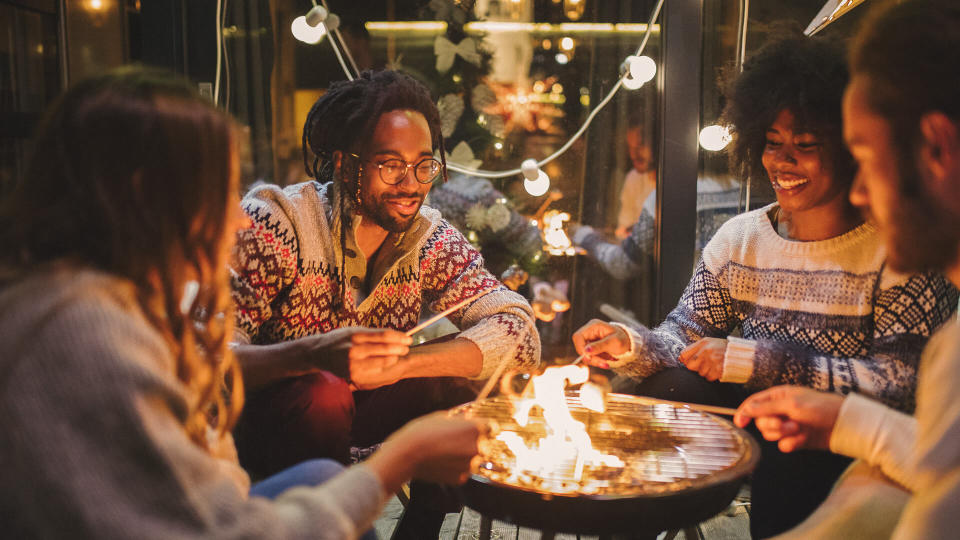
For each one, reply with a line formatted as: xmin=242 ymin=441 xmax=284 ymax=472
xmin=734 ymin=2 xmax=960 ymax=538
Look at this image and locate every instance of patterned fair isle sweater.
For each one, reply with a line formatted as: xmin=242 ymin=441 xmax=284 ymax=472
xmin=610 ymin=203 xmax=958 ymax=412
xmin=231 ymin=181 xmax=540 ymax=379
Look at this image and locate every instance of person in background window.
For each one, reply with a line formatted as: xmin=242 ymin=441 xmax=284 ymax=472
xmin=616 ymin=122 xmax=657 ymax=239
xmin=572 ymin=115 xmax=741 ymax=282
xmin=735 ymin=2 xmax=960 ymax=538
xmin=0 ymin=67 xmax=482 ymax=539
xmin=572 ymin=36 xmax=958 ymax=538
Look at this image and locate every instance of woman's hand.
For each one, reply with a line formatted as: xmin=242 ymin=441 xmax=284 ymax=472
xmin=678 ymin=338 xmax=728 ymax=381
xmin=366 ymin=412 xmax=484 ymax=493
xmin=303 ymin=327 xmax=412 ymax=389
xmin=734 ymin=385 xmax=845 ymax=452
xmin=572 ymin=319 xmax=631 ymax=369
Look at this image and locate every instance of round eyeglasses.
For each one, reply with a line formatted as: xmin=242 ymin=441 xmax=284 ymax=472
xmin=355 ymin=155 xmax=443 ymax=185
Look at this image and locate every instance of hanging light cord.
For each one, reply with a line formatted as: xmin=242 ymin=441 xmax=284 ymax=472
xmin=315 ymin=0 xmax=665 ymax=179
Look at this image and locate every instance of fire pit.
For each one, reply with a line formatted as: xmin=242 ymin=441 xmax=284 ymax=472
xmin=451 ymin=386 xmax=759 ymax=536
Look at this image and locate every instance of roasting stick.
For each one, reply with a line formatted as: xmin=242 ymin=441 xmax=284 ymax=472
xmin=631 ymin=395 xmax=737 ymax=416
xmin=572 ymin=353 xmax=736 ymax=416
xmin=474 ymin=359 xmax=510 ymax=402
xmin=404 ymin=289 xmax=496 ymax=337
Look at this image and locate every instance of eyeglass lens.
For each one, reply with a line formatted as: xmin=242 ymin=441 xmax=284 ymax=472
xmin=378 ymin=158 xmax=441 ymax=184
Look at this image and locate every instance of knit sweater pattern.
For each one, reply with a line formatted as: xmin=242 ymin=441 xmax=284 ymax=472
xmin=231 ymin=181 xmax=540 ymax=379
xmin=612 ymin=204 xmax=958 ymax=412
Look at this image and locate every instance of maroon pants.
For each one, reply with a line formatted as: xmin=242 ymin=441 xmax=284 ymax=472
xmin=234 ymin=372 xmax=478 ymax=479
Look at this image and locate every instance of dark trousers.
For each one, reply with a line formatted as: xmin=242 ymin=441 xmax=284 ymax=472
xmin=234 ymin=372 xmax=478 ymax=539
xmin=622 ymin=368 xmax=852 ymax=539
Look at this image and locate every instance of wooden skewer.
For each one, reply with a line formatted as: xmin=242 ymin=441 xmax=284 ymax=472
xmin=570 ymin=356 xmax=735 ymax=415
xmin=405 ymin=289 xmax=496 ymax=337
xmin=630 ymin=395 xmax=737 ymax=416
xmin=474 ymin=359 xmax=511 ymax=402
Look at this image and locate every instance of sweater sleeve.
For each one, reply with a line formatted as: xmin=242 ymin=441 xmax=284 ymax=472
xmin=722 ymin=271 xmax=958 ymax=412
xmin=230 ymin=187 xmax=302 ymax=344
xmin=608 ymin=259 xmax=738 ymax=380
xmin=892 ymin=322 xmax=960 ymax=540
xmin=829 ymin=393 xmax=918 ymax=491
xmin=3 ymin=280 xmax=388 ymax=539
xmin=574 ymin=206 xmax=655 ymax=281
xmin=419 ymin=220 xmax=541 ymax=379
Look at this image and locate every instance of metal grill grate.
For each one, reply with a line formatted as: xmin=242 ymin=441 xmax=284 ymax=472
xmin=452 ymin=391 xmax=755 ymax=497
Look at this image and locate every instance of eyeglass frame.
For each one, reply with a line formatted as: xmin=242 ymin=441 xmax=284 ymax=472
xmin=347 ymin=152 xmax=444 ymax=185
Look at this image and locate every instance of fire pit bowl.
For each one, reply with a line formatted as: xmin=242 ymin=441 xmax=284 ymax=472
xmin=451 ymin=391 xmax=759 ymax=536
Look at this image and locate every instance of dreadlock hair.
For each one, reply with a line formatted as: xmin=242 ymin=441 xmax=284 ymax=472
xmin=301 ymin=69 xmax=448 ymax=187
xmin=0 ymin=66 xmax=243 ymax=450
xmin=300 ymin=70 xmax=447 ymax=308
xmin=722 ymin=36 xmax=855 ymax=191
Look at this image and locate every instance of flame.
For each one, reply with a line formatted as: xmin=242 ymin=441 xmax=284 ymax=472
xmin=542 ymin=209 xmax=577 ymax=256
xmin=496 ymin=365 xmax=622 ymax=491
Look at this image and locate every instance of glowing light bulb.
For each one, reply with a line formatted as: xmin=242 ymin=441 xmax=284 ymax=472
xmin=555 ymin=53 xmax=570 ymax=65
xmin=524 ymin=170 xmax=551 ymax=196
xmin=622 ymin=55 xmax=656 ymax=90
xmin=291 ymin=15 xmax=327 ymax=44
xmin=699 ymin=124 xmax=732 ymax=151
xmin=560 ymin=37 xmax=575 ymax=51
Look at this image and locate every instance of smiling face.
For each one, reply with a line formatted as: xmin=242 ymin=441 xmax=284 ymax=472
xmin=761 ymin=109 xmax=848 ymax=215
xmin=355 ymin=109 xmax=434 ymax=233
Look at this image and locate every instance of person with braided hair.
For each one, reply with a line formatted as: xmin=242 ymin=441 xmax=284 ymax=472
xmin=229 ymin=69 xmax=540 ymax=538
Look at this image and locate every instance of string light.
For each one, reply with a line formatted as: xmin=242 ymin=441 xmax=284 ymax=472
xmin=621 ymin=55 xmax=656 ymax=90
xmin=522 ymin=159 xmax=551 ymax=196
xmin=315 ymin=0 xmax=666 ymax=195
xmin=292 ymin=15 xmax=327 ymax=44
xmin=699 ymin=125 xmax=732 ymax=151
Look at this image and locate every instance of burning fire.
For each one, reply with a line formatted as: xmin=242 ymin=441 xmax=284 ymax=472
xmin=494 ymin=365 xmax=623 ymax=492
xmin=541 ymin=210 xmax=577 ymax=256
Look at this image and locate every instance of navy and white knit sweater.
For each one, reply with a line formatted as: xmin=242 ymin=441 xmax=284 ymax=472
xmin=610 ymin=204 xmax=958 ymax=412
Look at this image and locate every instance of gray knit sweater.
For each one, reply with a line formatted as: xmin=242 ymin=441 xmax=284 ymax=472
xmin=0 ymin=264 xmax=387 ymax=538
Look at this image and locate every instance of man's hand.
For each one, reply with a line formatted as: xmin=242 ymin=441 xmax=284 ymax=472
xmin=572 ymin=319 xmax=631 ymax=369
xmin=303 ymin=327 xmax=412 ymax=389
xmin=678 ymin=338 xmax=728 ymax=381
xmin=734 ymin=385 xmax=845 ymax=453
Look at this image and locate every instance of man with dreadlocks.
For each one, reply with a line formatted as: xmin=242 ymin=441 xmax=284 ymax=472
xmin=229 ymin=69 xmax=540 ymax=538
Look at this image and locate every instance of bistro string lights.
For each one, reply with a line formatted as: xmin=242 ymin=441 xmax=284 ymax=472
xmin=294 ymin=0 xmax=666 ymax=192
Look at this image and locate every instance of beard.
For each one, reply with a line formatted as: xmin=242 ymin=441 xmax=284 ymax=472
xmin=358 ymin=187 xmax=424 ymax=233
xmin=885 ymin=162 xmax=960 ymax=274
